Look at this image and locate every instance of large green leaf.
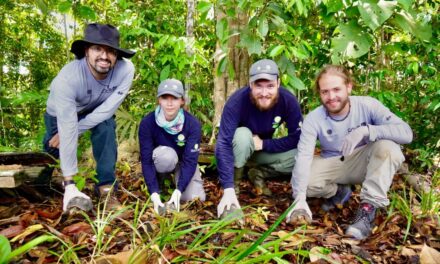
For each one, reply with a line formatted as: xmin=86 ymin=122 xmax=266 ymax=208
xmin=239 ymin=32 xmax=262 ymax=55
xmin=0 ymin=235 xmax=11 ymax=264
xmin=78 ymin=5 xmax=96 ymax=20
xmin=289 ymin=75 xmax=307 ymax=91
xmin=391 ymin=10 xmax=432 ymax=42
xmin=160 ymin=65 xmax=170 ymax=81
xmin=216 ymin=17 xmax=228 ymax=42
xmin=258 ymin=16 xmax=268 ymax=38
xmin=58 ymin=0 xmax=72 ymax=13
xmin=269 ymin=45 xmax=285 ymax=57
xmin=331 ymin=20 xmax=373 ymax=63
xmin=358 ymin=0 xmax=397 ymax=31
xmin=323 ymin=0 xmax=343 ymax=14
xmin=397 ymin=0 xmax=412 ymax=10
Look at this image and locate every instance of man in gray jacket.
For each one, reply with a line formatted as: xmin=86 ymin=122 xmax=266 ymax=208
xmin=43 ymin=23 xmax=135 ymax=212
xmin=287 ymin=65 xmax=412 ymax=239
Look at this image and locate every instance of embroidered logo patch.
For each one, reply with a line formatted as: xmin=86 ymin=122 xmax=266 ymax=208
xmin=191 ymin=143 xmax=200 ymax=153
xmin=272 ymin=116 xmax=282 ymax=129
xmin=176 ymin=134 xmax=186 ymax=147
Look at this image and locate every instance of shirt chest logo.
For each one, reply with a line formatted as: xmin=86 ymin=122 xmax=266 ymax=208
xmin=176 ymin=134 xmax=186 ymax=147
xmin=272 ymin=116 xmax=281 ymax=129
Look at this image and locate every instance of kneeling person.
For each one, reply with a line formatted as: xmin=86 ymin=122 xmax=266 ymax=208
xmin=139 ymin=79 xmax=206 ymax=214
xmin=287 ymin=65 xmax=412 ymax=239
xmin=216 ymin=59 xmax=303 ymax=218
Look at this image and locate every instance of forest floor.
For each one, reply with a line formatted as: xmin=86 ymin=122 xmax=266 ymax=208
xmin=0 ymin=160 xmax=439 ymax=263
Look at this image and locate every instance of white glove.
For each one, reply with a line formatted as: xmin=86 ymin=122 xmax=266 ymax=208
xmin=63 ymin=184 xmax=92 ymax=212
xmin=166 ymin=189 xmax=182 ymax=212
xmin=341 ymin=126 xmax=369 ymax=156
xmin=150 ymin=192 xmax=164 ymax=214
xmin=286 ymin=196 xmax=312 ymax=225
xmin=217 ymin=188 xmax=241 ymax=218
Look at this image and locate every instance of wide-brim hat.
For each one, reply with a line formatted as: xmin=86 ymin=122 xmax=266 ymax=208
xmin=70 ymin=23 xmax=135 ymax=60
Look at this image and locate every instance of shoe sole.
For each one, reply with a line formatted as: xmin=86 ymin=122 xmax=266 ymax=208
xmin=346 ymin=226 xmax=368 ymax=240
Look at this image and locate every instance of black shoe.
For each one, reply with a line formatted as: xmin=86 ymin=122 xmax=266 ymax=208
xmin=321 ymin=184 xmax=352 ymax=211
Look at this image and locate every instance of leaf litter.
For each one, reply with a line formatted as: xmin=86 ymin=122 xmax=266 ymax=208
xmin=0 ymin=162 xmax=439 ymax=263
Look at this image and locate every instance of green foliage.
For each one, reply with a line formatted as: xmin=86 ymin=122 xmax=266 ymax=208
xmin=0 ymin=234 xmax=56 ymax=264
xmin=1 ymin=0 xmax=438 ymax=170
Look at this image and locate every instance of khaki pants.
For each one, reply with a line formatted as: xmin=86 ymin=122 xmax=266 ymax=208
xmin=304 ymin=140 xmax=404 ymax=208
xmin=233 ymin=127 xmax=296 ymax=175
xmin=153 ymin=146 xmax=206 ymax=201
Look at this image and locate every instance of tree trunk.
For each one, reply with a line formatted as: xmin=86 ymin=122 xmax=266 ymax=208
xmin=185 ymin=0 xmax=195 ymax=109
xmin=210 ymin=4 xmax=249 ymax=144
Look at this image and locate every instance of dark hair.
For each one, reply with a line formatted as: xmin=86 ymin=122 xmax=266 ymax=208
xmin=315 ymin=65 xmax=354 ymax=92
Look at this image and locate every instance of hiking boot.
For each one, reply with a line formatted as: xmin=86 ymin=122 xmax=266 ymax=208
xmin=346 ymin=203 xmax=376 ymax=240
xmin=321 ymin=184 xmax=352 ymax=212
xmin=98 ymin=185 xmax=122 ymax=211
xmin=234 ymin=167 xmax=245 ymax=195
xmin=248 ymin=167 xmax=272 ymax=196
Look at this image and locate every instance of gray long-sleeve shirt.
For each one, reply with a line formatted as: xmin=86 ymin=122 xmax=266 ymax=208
xmin=46 ymin=58 xmax=135 ymax=177
xmin=291 ymin=96 xmax=413 ymax=199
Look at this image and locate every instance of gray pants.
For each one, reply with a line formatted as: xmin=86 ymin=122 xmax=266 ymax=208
xmin=305 ymin=140 xmax=404 ymax=208
xmin=233 ymin=127 xmax=297 ymax=175
xmin=153 ymin=146 xmax=206 ymax=202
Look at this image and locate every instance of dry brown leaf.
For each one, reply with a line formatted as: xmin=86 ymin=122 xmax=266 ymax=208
xmin=401 ymin=246 xmax=417 ymax=257
xmin=420 ymin=244 xmax=440 ymax=264
xmin=95 ymin=249 xmax=148 ymax=264
xmin=35 ymin=208 xmax=62 ymax=220
xmin=322 ymin=234 xmax=342 ymax=246
xmin=0 ymin=224 xmax=24 ymax=238
xmin=62 ymin=222 xmax=92 ymax=236
xmin=274 ymin=231 xmax=315 ymax=248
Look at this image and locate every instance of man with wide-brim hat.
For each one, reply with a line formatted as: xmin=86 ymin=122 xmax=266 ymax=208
xmin=43 ymin=23 xmax=136 ymax=214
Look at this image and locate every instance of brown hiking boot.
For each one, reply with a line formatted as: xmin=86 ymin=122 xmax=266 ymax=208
xmin=98 ymin=185 xmax=129 ymax=218
xmin=248 ymin=167 xmax=272 ymax=196
xmin=234 ymin=167 xmax=245 ymax=195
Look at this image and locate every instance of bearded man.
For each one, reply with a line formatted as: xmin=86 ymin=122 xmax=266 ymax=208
xmin=286 ymin=65 xmax=412 ymax=240
xmin=215 ymin=59 xmax=303 ymax=219
xmin=43 ymin=23 xmax=135 ymax=213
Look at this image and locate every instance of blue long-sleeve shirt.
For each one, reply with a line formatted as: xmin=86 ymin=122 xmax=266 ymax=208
xmin=215 ymin=86 xmax=303 ymax=189
xmin=139 ymin=110 xmax=201 ymax=194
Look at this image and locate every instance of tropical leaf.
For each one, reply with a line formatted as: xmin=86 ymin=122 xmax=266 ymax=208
xmin=358 ymin=0 xmax=397 ymax=31
xmin=391 ymin=10 xmax=432 ymax=42
xmin=331 ymin=20 xmax=373 ymax=63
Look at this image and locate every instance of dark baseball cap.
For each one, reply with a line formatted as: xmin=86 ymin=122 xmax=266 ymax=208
xmin=157 ymin=79 xmax=184 ymax=98
xmin=249 ymin=59 xmax=279 ymax=83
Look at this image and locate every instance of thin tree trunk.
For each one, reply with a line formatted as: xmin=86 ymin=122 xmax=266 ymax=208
xmin=185 ymin=0 xmax=195 ymax=109
xmin=210 ymin=4 xmax=249 ymax=144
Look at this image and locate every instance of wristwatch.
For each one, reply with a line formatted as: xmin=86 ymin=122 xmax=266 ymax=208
xmin=62 ymin=180 xmax=75 ymax=187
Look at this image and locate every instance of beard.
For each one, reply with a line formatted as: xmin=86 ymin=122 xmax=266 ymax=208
xmin=92 ymin=59 xmax=113 ymax=74
xmin=322 ymin=96 xmax=350 ymax=115
xmin=250 ymin=92 xmax=279 ymax=111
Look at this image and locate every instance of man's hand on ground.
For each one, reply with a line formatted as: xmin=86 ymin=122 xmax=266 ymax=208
xmin=151 ymin=192 xmax=164 ymax=214
xmin=63 ymin=184 xmax=93 ymax=212
xmin=217 ymin=188 xmax=241 ymax=218
xmin=166 ymin=189 xmax=181 ymax=212
xmin=286 ymin=197 xmax=312 ymax=225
